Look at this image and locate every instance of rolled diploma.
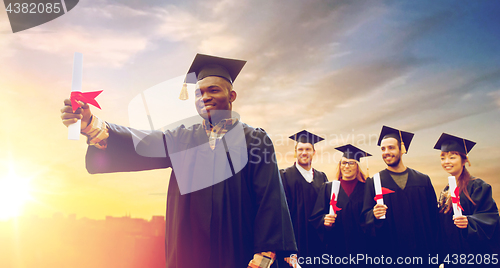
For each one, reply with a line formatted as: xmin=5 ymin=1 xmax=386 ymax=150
xmin=448 ymin=176 xmax=462 ymax=216
xmin=68 ymin=52 xmax=83 ymax=140
xmin=329 ymin=180 xmax=341 ymax=215
xmin=373 ymin=173 xmax=385 ymax=219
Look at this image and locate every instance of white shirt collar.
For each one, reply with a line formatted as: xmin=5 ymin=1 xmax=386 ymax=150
xmin=295 ymin=163 xmax=314 ymax=183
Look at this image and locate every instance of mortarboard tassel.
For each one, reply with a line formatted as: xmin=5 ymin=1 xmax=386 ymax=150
xmin=399 ymin=130 xmax=407 ymax=154
xmin=179 ymin=83 xmax=189 ymax=100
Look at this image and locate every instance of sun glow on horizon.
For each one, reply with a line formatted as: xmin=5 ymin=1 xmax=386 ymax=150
xmin=0 ymin=165 xmax=33 ymax=220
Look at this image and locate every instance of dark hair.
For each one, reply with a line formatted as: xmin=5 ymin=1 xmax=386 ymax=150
xmin=382 ymin=136 xmax=401 ymax=151
xmin=456 ymin=152 xmax=475 ymax=205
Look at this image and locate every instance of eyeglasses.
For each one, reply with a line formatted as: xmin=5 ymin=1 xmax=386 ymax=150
xmin=341 ymin=161 xmax=357 ymax=167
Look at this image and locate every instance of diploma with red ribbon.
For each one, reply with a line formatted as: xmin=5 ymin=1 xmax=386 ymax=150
xmin=67 ymin=52 xmax=103 ymax=140
xmin=373 ymin=173 xmax=394 ymax=219
xmin=374 ymin=187 xmax=395 ymax=202
xmin=329 ymin=181 xmax=342 ymax=215
xmin=70 ymin=90 xmax=103 ymax=113
xmin=448 ymin=176 xmax=463 ymax=216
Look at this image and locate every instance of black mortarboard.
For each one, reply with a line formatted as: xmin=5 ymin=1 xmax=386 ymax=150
xmin=377 ymin=125 xmax=414 ymax=154
xmin=335 ymin=144 xmax=372 ymax=162
xmin=289 ymin=130 xmax=324 ymax=145
xmin=433 ymin=133 xmax=476 ymax=155
xmin=180 ymin=54 xmax=246 ymax=100
xmin=186 ymin=53 xmax=246 ymax=84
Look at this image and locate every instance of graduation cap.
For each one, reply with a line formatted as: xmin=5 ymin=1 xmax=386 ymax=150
xmin=434 ymin=133 xmax=476 ymax=155
xmin=377 ymin=125 xmax=414 ymax=154
xmin=180 ymin=54 xmax=247 ymax=100
xmin=335 ymin=144 xmax=372 ymax=162
xmin=335 ymin=144 xmax=372 ymax=176
xmin=289 ymin=130 xmax=325 ymax=145
xmin=290 ymin=130 xmax=324 ymax=159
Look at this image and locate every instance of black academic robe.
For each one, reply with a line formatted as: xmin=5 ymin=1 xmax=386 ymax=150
xmin=439 ymin=178 xmax=500 ymax=254
xmin=310 ymin=180 xmax=369 ymax=256
xmin=85 ymin=122 xmax=297 ymax=268
xmin=361 ymin=168 xmax=439 ymax=258
xmin=280 ymin=165 xmax=327 ymax=260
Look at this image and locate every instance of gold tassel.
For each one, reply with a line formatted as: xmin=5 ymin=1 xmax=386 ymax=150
xmin=399 ymin=130 xmax=407 ymax=154
xmin=179 ymin=83 xmax=188 ymax=100
xmin=463 ymin=139 xmax=471 ymax=166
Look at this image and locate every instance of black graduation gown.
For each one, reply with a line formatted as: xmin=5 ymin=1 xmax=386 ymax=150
xmin=280 ymin=165 xmax=327 ymax=260
xmin=310 ymin=180 xmax=369 ymax=256
xmin=439 ymin=178 xmax=500 ymax=254
xmin=361 ymin=168 xmax=439 ymax=258
xmin=85 ymin=121 xmax=297 ymax=268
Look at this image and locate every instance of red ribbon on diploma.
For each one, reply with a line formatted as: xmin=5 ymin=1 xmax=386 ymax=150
xmin=452 ymin=187 xmax=464 ymax=212
xmin=330 ymin=193 xmax=342 ymax=213
xmin=374 ymin=187 xmax=395 ymax=202
xmin=70 ymin=90 xmax=103 ymax=112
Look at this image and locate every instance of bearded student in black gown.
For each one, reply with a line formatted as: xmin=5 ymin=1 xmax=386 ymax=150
xmin=60 ymin=54 xmax=297 ymax=268
xmin=434 ymin=133 xmax=500 ymax=255
xmin=310 ymin=144 xmax=372 ymax=256
xmin=361 ymin=126 xmax=439 ymax=258
xmin=279 ymin=130 xmax=328 ymax=267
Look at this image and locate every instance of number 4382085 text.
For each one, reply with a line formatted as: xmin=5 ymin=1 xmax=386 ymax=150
xmin=6 ymin=3 xmax=62 ymax=14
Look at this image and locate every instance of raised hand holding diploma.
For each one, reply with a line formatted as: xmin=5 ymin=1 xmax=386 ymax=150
xmin=373 ymin=172 xmax=394 ymax=219
xmin=67 ymin=52 xmax=103 ymax=140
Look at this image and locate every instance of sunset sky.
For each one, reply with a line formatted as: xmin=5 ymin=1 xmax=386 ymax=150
xmin=1 ymin=0 xmax=500 ymax=220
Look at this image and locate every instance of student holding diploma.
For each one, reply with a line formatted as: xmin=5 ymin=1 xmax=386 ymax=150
xmin=361 ymin=126 xmax=439 ymax=258
xmin=60 ymin=54 xmax=297 ymax=268
xmin=435 ymin=133 xmax=500 ymax=254
xmin=310 ymin=144 xmax=371 ymax=255
xmin=279 ymin=130 xmax=327 ymax=267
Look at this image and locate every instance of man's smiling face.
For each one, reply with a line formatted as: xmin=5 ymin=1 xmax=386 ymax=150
xmin=195 ymin=76 xmax=237 ymax=121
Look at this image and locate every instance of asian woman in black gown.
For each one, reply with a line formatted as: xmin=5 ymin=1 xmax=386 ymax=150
xmin=434 ymin=133 xmax=500 ymax=255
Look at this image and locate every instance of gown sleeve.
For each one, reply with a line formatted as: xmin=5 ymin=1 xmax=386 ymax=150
xmin=361 ymin=177 xmax=381 ymax=235
xmin=280 ymin=169 xmax=295 ymax=216
xmin=86 ymin=123 xmax=171 ymax=174
xmin=309 ymin=183 xmax=330 ymax=242
xmin=249 ymin=130 xmax=297 ymax=254
xmin=465 ymin=179 xmax=500 ymax=244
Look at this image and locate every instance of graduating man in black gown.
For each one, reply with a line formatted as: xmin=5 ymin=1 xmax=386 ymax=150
xmin=61 ymin=54 xmax=297 ymax=268
xmin=279 ymin=130 xmax=328 ymax=266
xmin=361 ymin=126 xmax=439 ymax=258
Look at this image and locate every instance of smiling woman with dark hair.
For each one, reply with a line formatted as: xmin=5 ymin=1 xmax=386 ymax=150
xmin=435 ymin=133 xmax=500 ymax=254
